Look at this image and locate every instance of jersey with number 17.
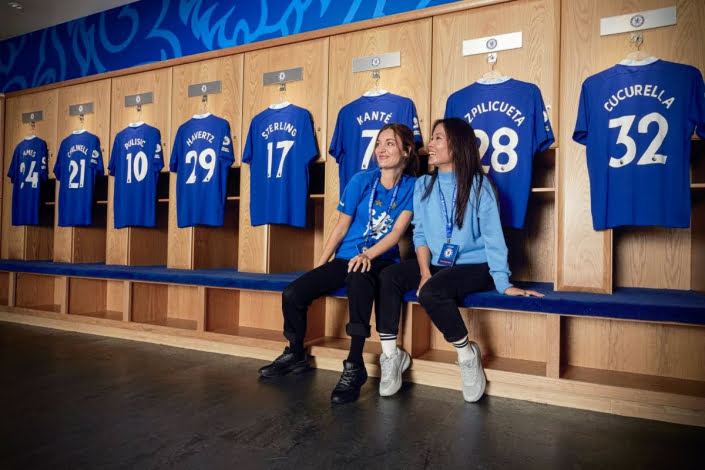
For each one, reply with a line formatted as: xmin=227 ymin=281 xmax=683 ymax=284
xmin=242 ymin=104 xmax=318 ymax=227
xmin=170 ymin=114 xmax=234 ymax=228
xmin=109 ymin=123 xmax=164 ymax=228
xmin=573 ymin=59 xmax=705 ymax=229
xmin=445 ymin=79 xmax=554 ymax=229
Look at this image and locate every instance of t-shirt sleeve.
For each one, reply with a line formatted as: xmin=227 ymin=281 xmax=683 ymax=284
xmin=444 ymin=96 xmax=452 ymax=119
xmin=534 ymin=87 xmax=555 ymax=153
xmin=7 ymin=146 xmax=18 ymax=181
xmin=329 ymin=111 xmax=344 ymax=162
xmin=399 ymin=176 xmax=415 ymax=212
xmin=153 ymin=130 xmax=165 ymax=173
xmin=477 ymin=179 xmax=512 ymax=294
xmin=690 ymin=68 xmax=705 ymax=140
xmin=53 ymin=142 xmax=63 ymax=181
xmin=241 ymin=121 xmax=254 ymax=165
xmin=108 ymin=135 xmax=119 ymax=176
xmin=302 ymin=110 xmax=319 ymax=163
xmin=410 ymin=101 xmax=422 ymax=145
xmin=573 ymin=82 xmax=589 ymax=145
xmin=169 ymin=129 xmax=180 ymax=173
xmin=412 ymin=177 xmax=428 ymax=249
xmin=39 ymin=140 xmax=48 ymax=181
xmin=91 ymin=137 xmax=104 ymax=177
xmin=219 ymin=122 xmax=235 ymax=166
xmin=337 ymin=172 xmax=364 ymax=216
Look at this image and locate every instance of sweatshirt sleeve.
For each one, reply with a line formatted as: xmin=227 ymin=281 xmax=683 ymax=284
xmin=477 ymin=179 xmax=513 ymax=294
xmin=412 ymin=176 xmax=428 ymax=249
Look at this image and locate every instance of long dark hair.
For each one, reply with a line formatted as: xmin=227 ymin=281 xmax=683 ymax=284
xmin=373 ymin=122 xmax=420 ymax=177
xmin=421 ymin=118 xmax=486 ymax=229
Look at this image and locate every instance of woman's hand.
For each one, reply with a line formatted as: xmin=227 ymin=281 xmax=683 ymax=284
xmin=348 ymin=253 xmax=372 ymax=273
xmin=416 ymin=272 xmax=432 ymax=296
xmin=504 ymin=286 xmax=544 ymax=297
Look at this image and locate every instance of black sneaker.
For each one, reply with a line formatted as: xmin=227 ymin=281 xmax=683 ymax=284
xmin=331 ymin=360 xmax=368 ymax=404
xmin=258 ymin=347 xmax=310 ymax=377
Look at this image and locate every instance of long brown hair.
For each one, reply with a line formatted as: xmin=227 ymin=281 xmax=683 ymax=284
xmin=421 ymin=118 xmax=486 ymax=229
xmin=373 ymin=122 xmax=420 ymax=177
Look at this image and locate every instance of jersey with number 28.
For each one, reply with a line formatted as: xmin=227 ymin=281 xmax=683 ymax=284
xmin=54 ymin=131 xmax=104 ymax=226
xmin=7 ymin=136 xmax=48 ymax=225
xmin=109 ymin=123 xmax=164 ymax=228
xmin=170 ymin=114 xmax=234 ymax=228
xmin=242 ymin=104 xmax=318 ymax=227
xmin=445 ymin=78 xmax=554 ymax=229
xmin=574 ymin=59 xmax=705 ymax=229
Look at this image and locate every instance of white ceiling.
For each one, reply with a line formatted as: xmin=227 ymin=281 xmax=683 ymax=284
xmin=0 ymin=0 xmax=138 ymax=41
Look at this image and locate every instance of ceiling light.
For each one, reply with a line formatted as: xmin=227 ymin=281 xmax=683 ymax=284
xmin=7 ymin=1 xmax=24 ymax=10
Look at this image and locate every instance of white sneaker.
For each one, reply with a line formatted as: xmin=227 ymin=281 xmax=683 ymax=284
xmin=379 ymin=348 xmax=411 ymax=396
xmin=458 ymin=341 xmax=486 ymax=402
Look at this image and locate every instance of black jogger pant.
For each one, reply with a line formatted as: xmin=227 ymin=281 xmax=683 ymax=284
xmin=282 ymin=257 xmax=395 ymax=344
xmin=376 ymin=258 xmax=494 ymax=343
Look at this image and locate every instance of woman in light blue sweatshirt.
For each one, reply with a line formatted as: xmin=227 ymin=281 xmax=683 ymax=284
xmin=374 ymin=117 xmax=543 ymax=402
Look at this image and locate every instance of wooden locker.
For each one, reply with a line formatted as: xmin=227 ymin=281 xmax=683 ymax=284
xmin=239 ymin=38 xmax=329 ymax=273
xmin=169 ymin=55 xmax=243 ymax=269
xmin=108 ymin=68 xmax=173 ymax=266
xmin=2 ymin=90 xmax=58 ymax=260
xmin=54 ymin=79 xmax=111 ymax=263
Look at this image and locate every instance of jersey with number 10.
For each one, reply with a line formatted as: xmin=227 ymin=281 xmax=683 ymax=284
xmin=109 ymin=123 xmax=164 ymax=228
xmin=242 ymin=104 xmax=318 ymax=227
xmin=170 ymin=114 xmax=234 ymax=228
xmin=574 ymin=59 xmax=705 ymax=229
xmin=7 ymin=136 xmax=48 ymax=225
xmin=445 ymin=79 xmax=554 ymax=229
xmin=330 ymin=93 xmax=422 ymax=197
xmin=53 ymin=131 xmax=104 ymax=226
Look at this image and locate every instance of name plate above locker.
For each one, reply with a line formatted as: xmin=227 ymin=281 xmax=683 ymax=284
xmin=263 ymin=67 xmax=304 ymax=86
xmin=22 ymin=110 xmax=44 ymax=123
xmin=125 ymin=92 xmax=154 ymax=107
xmin=188 ymin=81 xmax=222 ymax=97
xmin=462 ymin=32 xmax=523 ymax=57
xmin=68 ymin=102 xmax=94 ymax=116
xmin=600 ymin=6 xmax=676 ymax=36
xmin=352 ymin=52 xmax=401 ymax=73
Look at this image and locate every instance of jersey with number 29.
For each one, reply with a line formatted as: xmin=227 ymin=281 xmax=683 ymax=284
xmin=445 ymin=78 xmax=554 ymax=229
xmin=329 ymin=92 xmax=422 ymax=197
xmin=242 ymin=104 xmax=318 ymax=227
xmin=7 ymin=136 xmax=48 ymax=225
xmin=53 ymin=131 xmax=104 ymax=227
xmin=170 ymin=114 xmax=234 ymax=228
xmin=109 ymin=123 xmax=164 ymax=228
xmin=574 ymin=59 xmax=705 ymax=229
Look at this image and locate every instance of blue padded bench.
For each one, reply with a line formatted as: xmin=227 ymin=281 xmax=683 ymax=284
xmin=1 ymin=260 xmax=703 ymax=326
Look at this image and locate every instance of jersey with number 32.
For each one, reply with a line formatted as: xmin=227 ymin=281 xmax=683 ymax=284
xmin=330 ymin=93 xmax=422 ymax=197
xmin=574 ymin=59 xmax=705 ymax=229
xmin=109 ymin=123 xmax=164 ymax=228
xmin=7 ymin=136 xmax=48 ymax=225
xmin=54 ymin=131 xmax=104 ymax=227
xmin=445 ymin=79 xmax=554 ymax=229
xmin=242 ymin=104 xmax=318 ymax=227
xmin=170 ymin=114 xmax=234 ymax=228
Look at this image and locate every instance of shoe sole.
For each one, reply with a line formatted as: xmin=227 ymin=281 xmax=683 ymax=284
xmin=462 ymin=342 xmax=486 ymax=403
xmin=379 ymin=351 xmax=411 ymax=397
xmin=258 ymin=361 xmax=311 ymax=378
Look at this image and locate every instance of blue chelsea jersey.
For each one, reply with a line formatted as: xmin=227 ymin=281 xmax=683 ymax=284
xmin=329 ymin=93 xmax=422 ymax=197
xmin=242 ymin=104 xmax=318 ymax=228
xmin=53 ymin=131 xmax=104 ymax=227
xmin=7 ymin=136 xmax=48 ymax=225
xmin=445 ymin=78 xmax=554 ymax=229
xmin=335 ymin=169 xmax=415 ymax=261
xmin=170 ymin=114 xmax=234 ymax=228
xmin=574 ymin=59 xmax=705 ymax=230
xmin=109 ymin=123 xmax=164 ymax=228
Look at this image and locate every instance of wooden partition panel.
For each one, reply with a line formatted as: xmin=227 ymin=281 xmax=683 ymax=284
xmin=325 ymin=19 xmax=433 ymax=242
xmin=108 ymin=68 xmax=173 ymax=265
xmin=2 ymin=90 xmax=58 ymax=260
xmin=239 ymin=38 xmax=329 ymax=272
xmin=558 ymin=0 xmax=705 ymax=292
xmin=169 ymin=56 xmax=244 ymax=269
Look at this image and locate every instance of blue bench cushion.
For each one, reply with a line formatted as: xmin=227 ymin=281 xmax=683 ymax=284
xmin=1 ymin=260 xmax=703 ymax=325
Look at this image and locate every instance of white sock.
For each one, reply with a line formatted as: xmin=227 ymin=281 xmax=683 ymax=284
xmin=453 ymin=336 xmax=475 ymax=363
xmin=379 ymin=333 xmax=398 ymax=357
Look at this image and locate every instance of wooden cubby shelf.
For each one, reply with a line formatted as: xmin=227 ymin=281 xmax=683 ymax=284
xmin=68 ymin=277 xmax=123 ymax=321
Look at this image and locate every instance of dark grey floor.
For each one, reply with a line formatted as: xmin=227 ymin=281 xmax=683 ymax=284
xmin=1 ymin=322 xmax=703 ymax=470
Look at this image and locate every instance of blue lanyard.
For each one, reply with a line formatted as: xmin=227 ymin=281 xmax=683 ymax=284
xmin=438 ymin=183 xmax=457 ymax=243
xmin=365 ymin=175 xmax=401 ymax=246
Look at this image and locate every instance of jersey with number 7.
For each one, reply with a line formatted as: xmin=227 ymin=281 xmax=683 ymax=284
xmin=574 ymin=59 xmax=705 ymax=230
xmin=445 ymin=78 xmax=554 ymax=229
xmin=170 ymin=114 xmax=234 ymax=228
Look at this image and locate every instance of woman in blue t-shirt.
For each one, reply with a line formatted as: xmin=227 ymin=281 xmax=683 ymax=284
xmin=375 ymin=118 xmax=543 ymax=402
xmin=258 ymin=123 xmax=418 ymax=405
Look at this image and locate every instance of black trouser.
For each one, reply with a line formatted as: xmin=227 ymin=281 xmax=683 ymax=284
xmin=377 ymin=259 xmax=494 ymax=343
xmin=282 ymin=258 xmax=396 ymax=344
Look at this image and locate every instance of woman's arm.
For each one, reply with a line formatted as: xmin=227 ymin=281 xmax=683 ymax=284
xmin=415 ymin=245 xmax=432 ymax=295
xmin=316 ymin=212 xmax=353 ymax=267
xmin=347 ymin=210 xmax=413 ymax=272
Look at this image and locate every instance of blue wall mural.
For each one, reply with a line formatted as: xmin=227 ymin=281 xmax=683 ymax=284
xmin=0 ymin=0 xmax=462 ymax=93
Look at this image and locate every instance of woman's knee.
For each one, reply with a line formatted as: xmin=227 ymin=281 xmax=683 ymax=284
xmin=282 ymin=283 xmax=300 ymax=308
xmin=418 ymin=283 xmax=445 ymax=309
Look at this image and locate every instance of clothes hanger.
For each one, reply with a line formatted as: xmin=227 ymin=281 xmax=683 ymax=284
xmin=73 ymin=113 xmax=87 ymax=134
xmin=270 ymin=83 xmax=291 ymax=109
xmin=129 ymin=103 xmax=145 ymax=127
xmin=623 ymin=32 xmax=654 ymax=62
xmin=363 ymin=70 xmax=389 ymax=97
xmin=25 ymin=119 xmax=37 ymax=139
xmin=193 ymin=94 xmax=212 ymax=118
xmin=481 ymin=53 xmax=505 ymax=81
